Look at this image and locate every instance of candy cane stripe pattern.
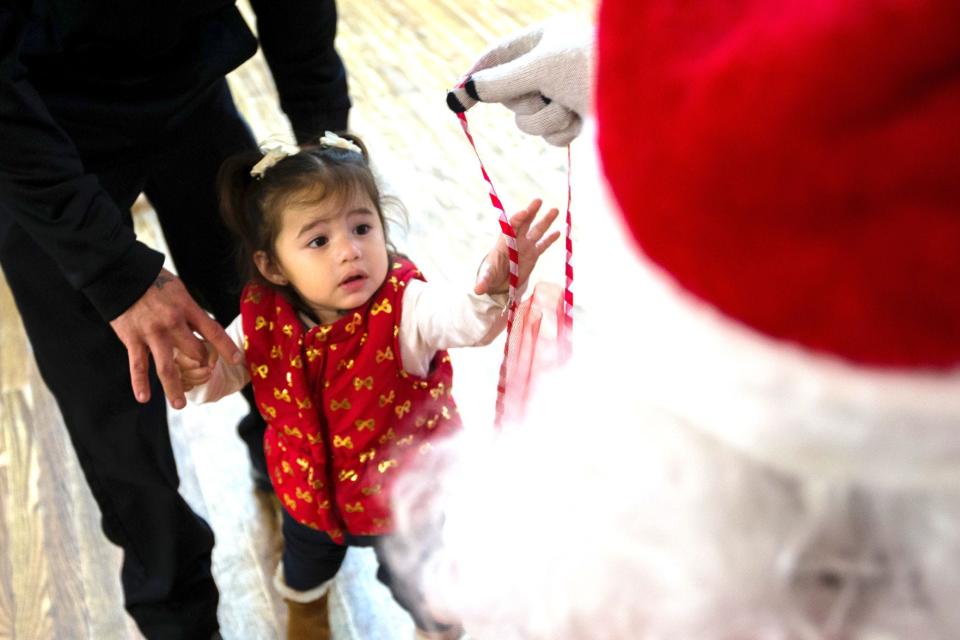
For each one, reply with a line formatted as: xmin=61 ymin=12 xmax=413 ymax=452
xmin=454 ymin=91 xmax=574 ymax=425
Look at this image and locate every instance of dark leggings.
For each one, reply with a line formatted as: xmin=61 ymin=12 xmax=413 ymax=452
xmin=281 ymin=510 xmax=455 ymax=633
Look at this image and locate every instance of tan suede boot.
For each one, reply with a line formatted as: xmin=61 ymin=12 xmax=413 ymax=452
xmin=286 ymin=592 xmax=331 ymax=640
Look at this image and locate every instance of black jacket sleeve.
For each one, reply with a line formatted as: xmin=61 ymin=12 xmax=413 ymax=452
xmin=0 ymin=3 xmax=164 ymax=321
xmin=250 ymin=0 xmax=351 ymax=144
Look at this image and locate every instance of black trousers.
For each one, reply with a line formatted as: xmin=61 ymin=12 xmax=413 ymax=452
xmin=0 ymin=80 xmax=258 ymax=640
xmin=281 ymin=511 xmax=455 ymax=633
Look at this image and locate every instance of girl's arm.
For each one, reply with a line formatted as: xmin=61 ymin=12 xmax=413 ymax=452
xmin=399 ymin=281 xmax=511 ymax=376
xmin=400 ymin=198 xmax=560 ymax=377
xmin=178 ymin=316 xmax=251 ymax=404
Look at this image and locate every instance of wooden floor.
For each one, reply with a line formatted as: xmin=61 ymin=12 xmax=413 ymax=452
xmin=0 ymin=1 xmax=595 ymax=638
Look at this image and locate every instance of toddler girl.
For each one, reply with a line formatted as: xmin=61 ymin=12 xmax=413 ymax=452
xmin=176 ymin=131 xmax=558 ymax=640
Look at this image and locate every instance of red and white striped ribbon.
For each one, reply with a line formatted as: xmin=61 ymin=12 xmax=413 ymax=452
xmin=454 ymin=110 xmax=574 ymax=426
xmin=561 ymin=146 xmax=574 ymax=358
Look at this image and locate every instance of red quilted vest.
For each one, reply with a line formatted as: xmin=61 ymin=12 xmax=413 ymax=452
xmin=241 ymin=259 xmax=460 ymax=542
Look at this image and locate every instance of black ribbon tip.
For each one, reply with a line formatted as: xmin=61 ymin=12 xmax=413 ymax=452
xmin=446 ymin=91 xmax=467 ymax=113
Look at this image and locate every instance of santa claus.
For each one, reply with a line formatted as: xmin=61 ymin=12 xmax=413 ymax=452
xmin=392 ymin=1 xmax=960 ymax=638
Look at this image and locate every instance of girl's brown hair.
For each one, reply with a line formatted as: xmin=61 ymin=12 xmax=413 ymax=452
xmin=218 ymin=133 xmax=398 ymax=305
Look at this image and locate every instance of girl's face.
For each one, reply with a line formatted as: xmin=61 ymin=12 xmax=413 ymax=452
xmin=257 ymin=187 xmax=389 ymax=324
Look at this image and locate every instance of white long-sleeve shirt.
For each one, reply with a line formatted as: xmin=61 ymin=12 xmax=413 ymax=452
xmin=188 ymin=279 xmax=510 ymax=403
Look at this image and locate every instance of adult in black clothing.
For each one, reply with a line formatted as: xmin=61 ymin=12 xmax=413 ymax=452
xmin=0 ymin=1 xmax=349 ymax=638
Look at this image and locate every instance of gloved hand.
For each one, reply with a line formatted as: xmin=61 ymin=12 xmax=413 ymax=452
xmin=447 ymin=17 xmax=595 ymax=146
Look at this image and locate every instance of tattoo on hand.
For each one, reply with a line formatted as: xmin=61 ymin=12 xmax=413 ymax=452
xmin=154 ymin=273 xmax=174 ymax=290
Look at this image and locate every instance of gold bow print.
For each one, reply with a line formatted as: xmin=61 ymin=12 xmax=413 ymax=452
xmin=338 ymin=358 xmax=355 ymax=371
xmin=252 ymin=364 xmax=269 ymax=379
xmin=377 ymin=459 xmax=398 ymax=474
xmin=361 ymin=484 xmax=381 ymax=496
xmin=296 ymin=457 xmax=310 ymax=472
xmin=359 ymin=448 xmax=377 ymax=463
xmin=255 ymin=315 xmax=267 ymax=330
xmin=282 ymin=323 xmax=293 ymax=337
xmin=295 ymin=487 xmax=313 ymax=503
xmin=330 ymin=398 xmax=352 ymax=411
xmin=345 ymin=312 xmax=363 ymax=334
xmin=243 ymin=288 xmax=262 ymax=304
xmin=297 ymin=397 xmax=313 ymax=410
xmin=283 ymin=494 xmax=297 ymax=511
xmin=378 ymin=390 xmax=395 ymax=407
xmin=371 ymin=298 xmax=393 ymax=316
xmin=394 ymin=400 xmax=411 ymax=418
xmin=290 ymin=355 xmax=303 ymax=369
xmin=283 ymin=425 xmax=304 ymax=439
xmin=270 ymin=345 xmax=282 ymax=359
xmin=274 ymin=387 xmax=292 ymax=403
xmin=388 ymin=275 xmax=399 ymax=291
xmin=355 ymin=418 xmax=376 ymax=431
xmin=378 ymin=428 xmax=396 ymax=444
xmin=430 ymin=382 xmax=446 ymax=399
xmin=314 ymin=325 xmax=332 ymax=341
xmin=353 ymin=376 xmax=374 ymax=391
xmin=338 ymin=469 xmax=358 ymax=482
xmin=281 ymin=460 xmax=293 ymax=475
xmin=344 ymin=501 xmax=365 ymax=513
xmin=243 ymin=335 xmax=249 ymax=351
xmin=260 ymin=403 xmax=277 ymax=419
xmin=376 ymin=347 xmax=394 ymax=363
xmin=333 ymin=435 xmax=354 ymax=449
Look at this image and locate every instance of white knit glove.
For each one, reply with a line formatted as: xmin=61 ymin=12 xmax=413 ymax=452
xmin=447 ymin=17 xmax=595 ymax=146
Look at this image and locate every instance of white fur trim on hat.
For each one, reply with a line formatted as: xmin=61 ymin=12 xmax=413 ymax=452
xmin=619 ymin=245 xmax=960 ymax=490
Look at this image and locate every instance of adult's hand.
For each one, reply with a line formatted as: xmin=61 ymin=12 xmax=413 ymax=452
xmin=446 ymin=17 xmax=595 ymax=146
xmin=109 ymin=268 xmax=242 ymax=409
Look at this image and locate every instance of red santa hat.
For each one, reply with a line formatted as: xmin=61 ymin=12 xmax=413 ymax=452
xmin=596 ymin=0 xmax=960 ymax=370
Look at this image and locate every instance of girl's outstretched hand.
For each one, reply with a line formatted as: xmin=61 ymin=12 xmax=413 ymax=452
xmin=475 ymin=198 xmax=561 ymax=296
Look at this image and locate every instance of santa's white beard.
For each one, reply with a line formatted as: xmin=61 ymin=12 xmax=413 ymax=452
xmin=388 ymin=351 xmax=960 ymax=640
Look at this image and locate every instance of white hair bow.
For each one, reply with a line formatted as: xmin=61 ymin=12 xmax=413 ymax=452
xmin=250 ymin=141 xmax=300 ymax=179
xmin=319 ymin=131 xmax=361 ymax=154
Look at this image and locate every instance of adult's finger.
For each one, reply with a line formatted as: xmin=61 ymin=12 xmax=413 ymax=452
xmin=149 ymin=335 xmax=187 ymax=410
xmin=448 ymin=56 xmax=550 ymax=114
xmin=466 ymin=52 xmax=551 ymax=107
xmin=515 ymin=102 xmax=576 ymax=139
xmin=127 ymin=341 xmax=151 ymax=403
xmin=189 ymin=308 xmax=243 ymax=365
xmin=543 ymin=119 xmax=583 ymax=147
xmin=503 ymin=94 xmax=552 ymax=116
